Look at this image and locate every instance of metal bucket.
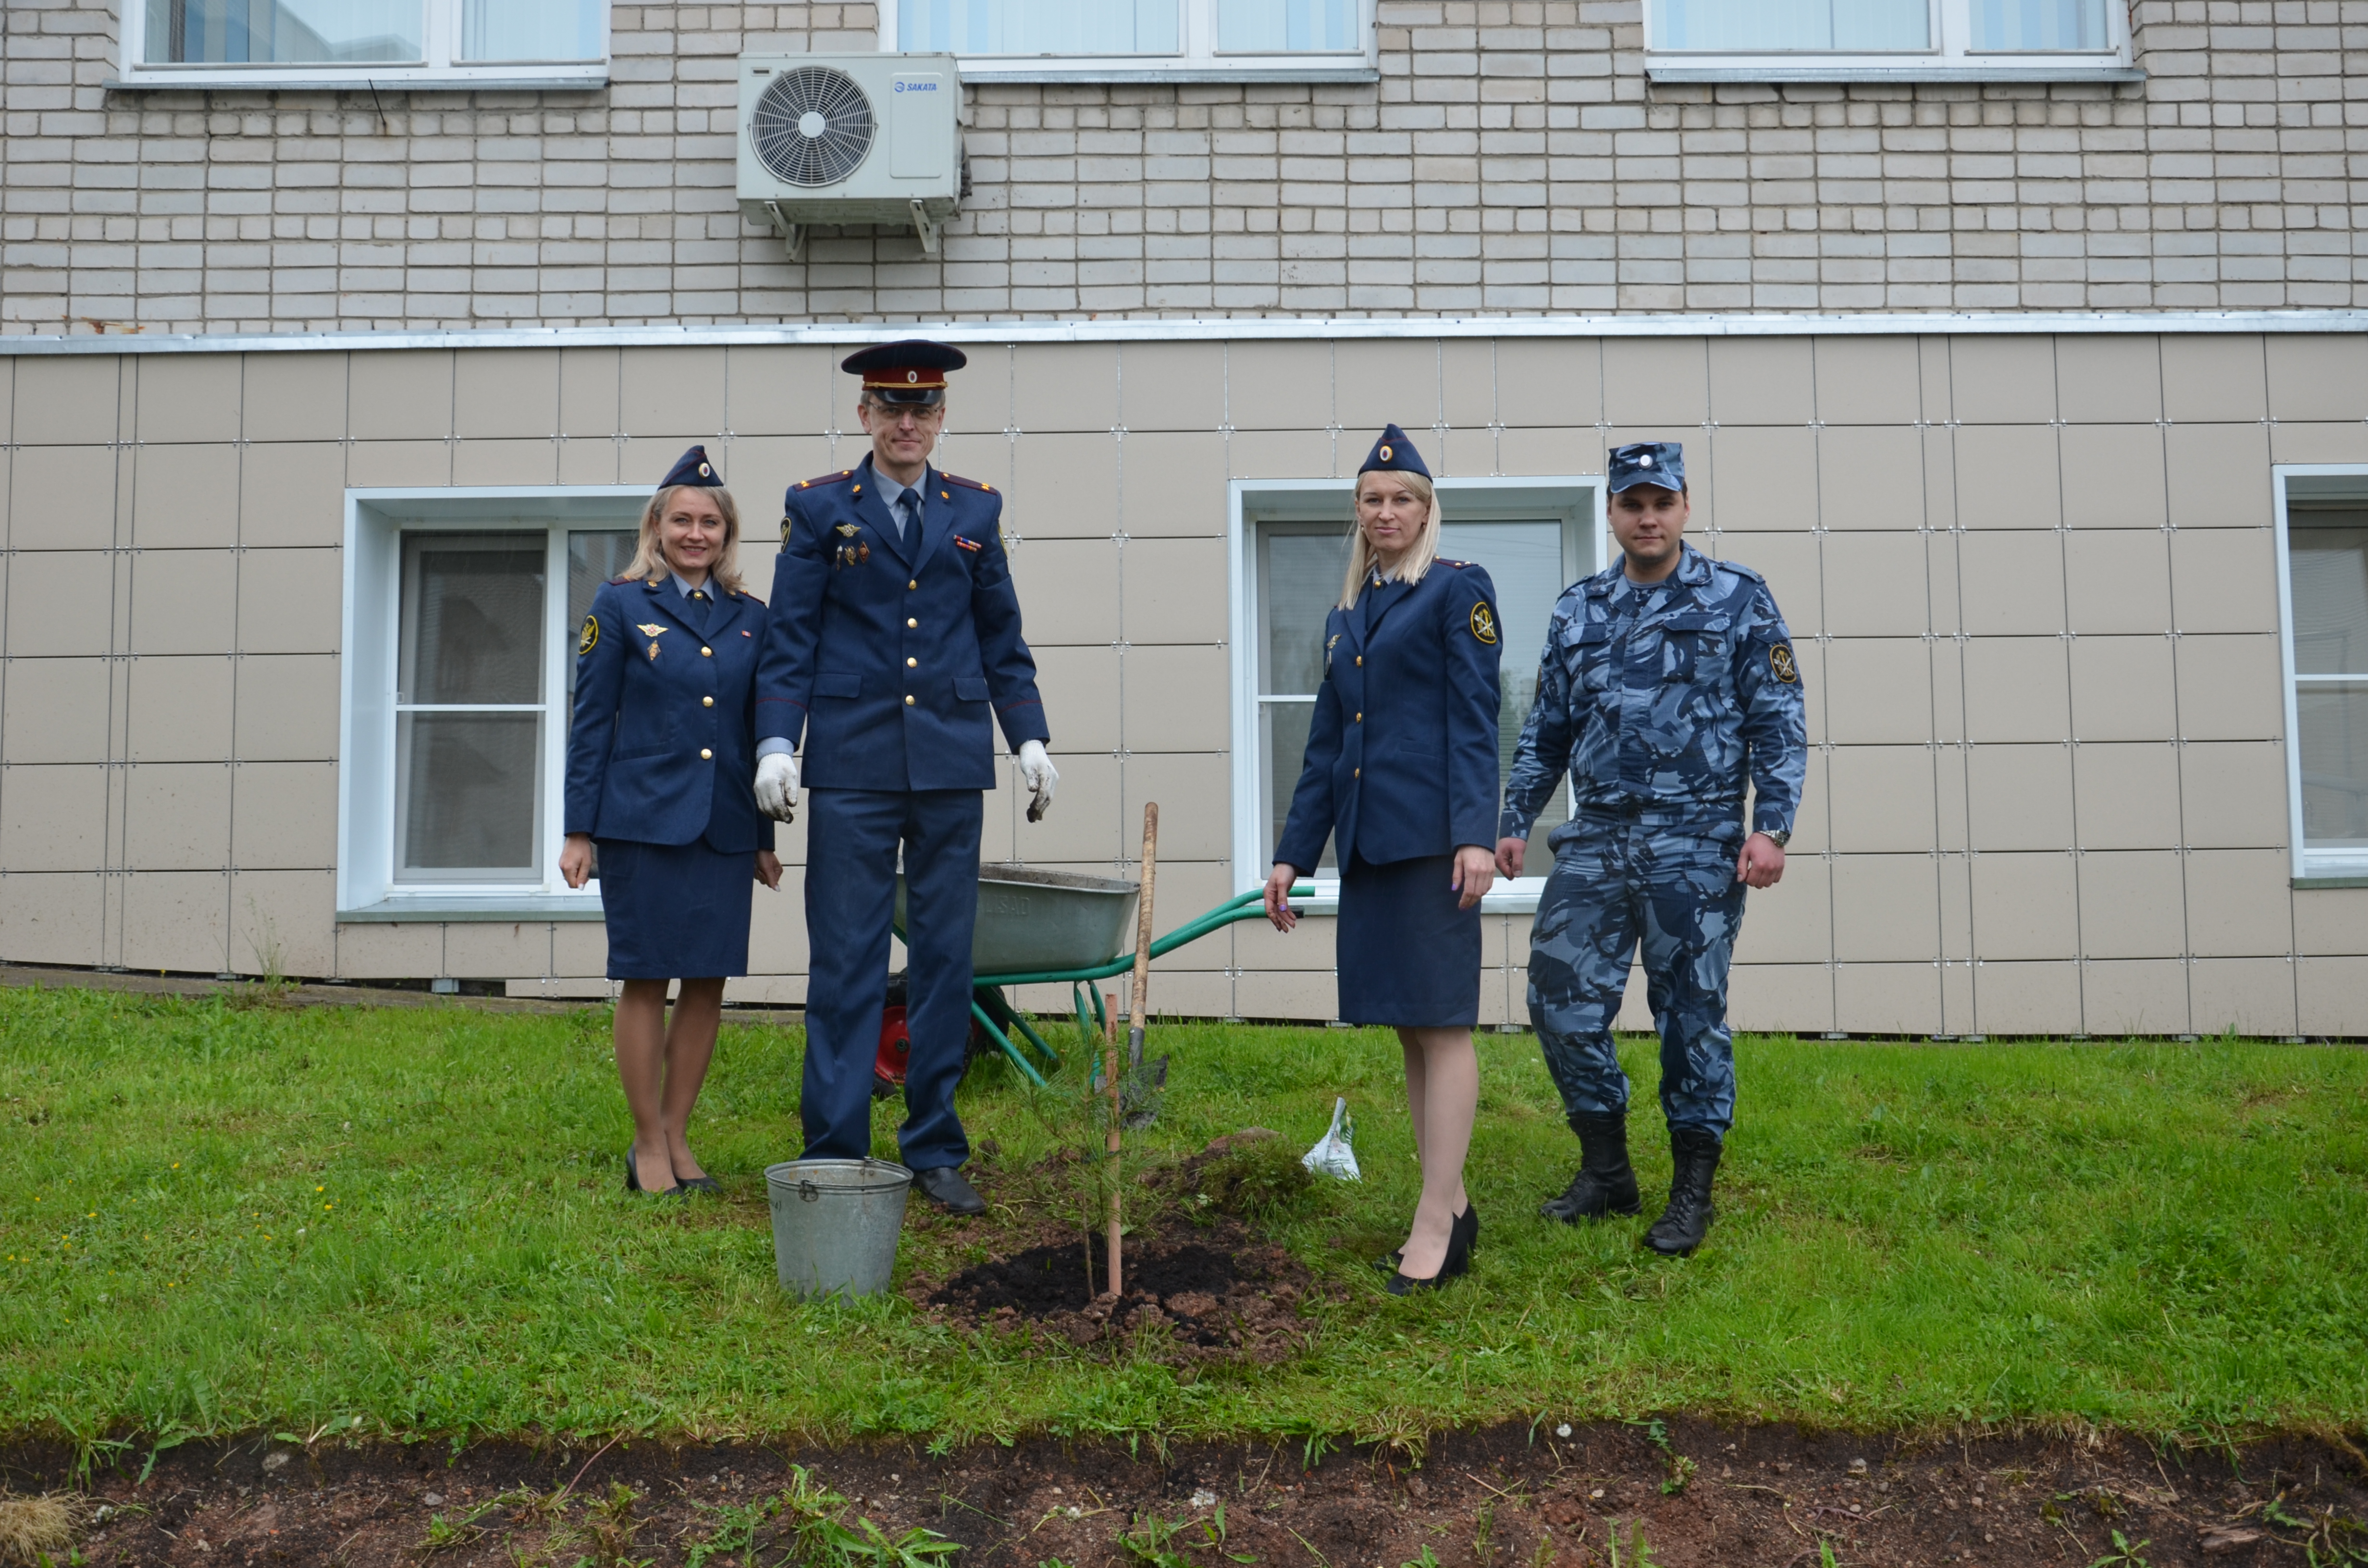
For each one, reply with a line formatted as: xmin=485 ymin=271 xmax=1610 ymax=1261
xmin=895 ymin=862 xmax=1142 ymax=974
xmin=762 ymin=1158 xmax=913 ymax=1300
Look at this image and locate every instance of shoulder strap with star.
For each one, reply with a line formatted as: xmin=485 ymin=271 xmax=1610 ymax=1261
xmin=791 ymin=468 xmax=858 ymax=492
xmin=940 ymin=471 xmax=996 ymax=494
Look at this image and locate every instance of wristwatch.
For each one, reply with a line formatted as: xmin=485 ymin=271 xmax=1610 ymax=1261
xmin=1759 ymin=828 xmax=1791 ymax=849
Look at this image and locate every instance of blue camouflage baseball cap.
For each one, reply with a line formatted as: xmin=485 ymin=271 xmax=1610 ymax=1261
xmin=1608 ymin=441 xmax=1685 ymax=493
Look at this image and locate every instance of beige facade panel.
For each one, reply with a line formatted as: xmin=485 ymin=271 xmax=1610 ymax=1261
xmin=0 ymin=330 xmax=2355 ymax=1037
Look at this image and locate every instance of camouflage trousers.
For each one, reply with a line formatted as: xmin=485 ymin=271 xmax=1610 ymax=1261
xmin=1526 ymin=822 xmax=1746 ymax=1137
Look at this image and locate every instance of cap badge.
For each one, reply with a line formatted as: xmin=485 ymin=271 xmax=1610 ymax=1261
xmin=1378 ymin=444 xmax=1393 ymax=461
xmin=907 ymin=370 xmax=920 ymax=383
xmin=1640 ymin=454 xmax=1654 ymax=467
xmin=698 ymin=462 xmax=712 ymax=477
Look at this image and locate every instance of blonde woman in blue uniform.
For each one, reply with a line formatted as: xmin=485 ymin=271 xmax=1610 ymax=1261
xmin=562 ymin=446 xmax=783 ymax=1200
xmin=1263 ymin=427 xmax=1504 ymax=1293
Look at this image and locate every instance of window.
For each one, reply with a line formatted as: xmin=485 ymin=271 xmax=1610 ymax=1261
xmin=1230 ymin=478 xmax=1603 ymax=911
xmin=1645 ymin=0 xmax=2135 ymax=82
xmin=119 ymin=0 xmax=607 ymax=88
xmin=2277 ymin=470 xmax=2368 ymax=884
xmin=340 ymin=488 xmax=641 ymax=921
xmin=880 ymin=0 xmax=1375 ymax=83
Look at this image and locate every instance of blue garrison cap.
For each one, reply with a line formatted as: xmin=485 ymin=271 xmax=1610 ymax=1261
xmin=657 ymin=444 xmax=724 ymax=490
xmin=1358 ymin=423 xmax=1432 ymax=480
xmin=1608 ymin=441 xmax=1685 ymax=493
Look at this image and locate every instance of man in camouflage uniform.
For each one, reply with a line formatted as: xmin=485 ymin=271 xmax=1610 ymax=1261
xmin=1494 ymin=441 xmax=1806 ymax=1256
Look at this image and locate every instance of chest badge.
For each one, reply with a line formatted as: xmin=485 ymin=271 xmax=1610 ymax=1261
xmin=836 ymin=523 xmax=860 ymax=537
xmin=1469 ymin=602 xmax=1499 ymax=645
xmin=1770 ymin=643 xmax=1799 ymax=685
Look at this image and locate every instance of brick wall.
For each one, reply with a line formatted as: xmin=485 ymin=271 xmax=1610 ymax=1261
xmin=0 ymin=1 xmax=2361 ymax=332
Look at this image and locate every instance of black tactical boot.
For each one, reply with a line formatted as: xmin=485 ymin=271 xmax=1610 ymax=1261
xmin=1642 ymin=1126 xmax=1723 ymax=1257
xmin=1539 ymin=1112 xmax=1642 ymax=1223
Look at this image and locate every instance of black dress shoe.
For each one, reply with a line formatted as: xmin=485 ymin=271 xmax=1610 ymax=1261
xmin=1374 ymin=1200 xmax=1478 ymax=1274
xmin=1384 ymin=1265 xmax=1451 ymax=1297
xmin=911 ymin=1165 xmax=987 ymax=1215
xmin=624 ymin=1148 xmax=682 ymax=1199
xmin=678 ymin=1175 xmax=722 ymax=1196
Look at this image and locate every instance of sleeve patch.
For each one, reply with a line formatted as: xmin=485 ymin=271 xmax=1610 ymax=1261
xmin=1769 ymin=643 xmax=1799 ymax=684
xmin=1469 ymin=601 xmax=1499 ymax=645
xmin=578 ymin=613 xmax=600 ymax=656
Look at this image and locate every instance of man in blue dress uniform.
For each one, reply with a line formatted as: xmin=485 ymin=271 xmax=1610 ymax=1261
xmin=753 ymin=341 xmax=1057 ymax=1214
xmin=1495 ymin=441 xmax=1807 ymax=1256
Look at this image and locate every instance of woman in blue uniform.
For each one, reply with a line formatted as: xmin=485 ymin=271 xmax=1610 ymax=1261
xmin=562 ymin=446 xmax=783 ymax=1199
xmin=1263 ymin=426 xmax=1504 ymax=1293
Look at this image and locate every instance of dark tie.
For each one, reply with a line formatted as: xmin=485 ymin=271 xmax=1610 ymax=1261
xmin=895 ymin=491 xmax=918 ymax=544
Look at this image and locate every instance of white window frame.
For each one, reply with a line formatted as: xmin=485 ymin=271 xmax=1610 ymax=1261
xmin=338 ymin=486 xmax=643 ymax=922
xmin=2273 ymin=465 xmax=2368 ymax=886
xmin=113 ymin=0 xmax=610 ymax=91
xmin=1642 ymin=0 xmax=2139 ymax=83
xmin=1229 ymin=475 xmax=1606 ymax=916
xmin=875 ymin=0 xmax=1379 ymax=84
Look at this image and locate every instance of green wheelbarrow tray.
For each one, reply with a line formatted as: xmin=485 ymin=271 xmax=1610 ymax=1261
xmin=890 ymin=873 xmax=1320 ymax=1088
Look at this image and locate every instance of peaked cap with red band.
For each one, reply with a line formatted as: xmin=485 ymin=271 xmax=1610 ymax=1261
xmin=840 ymin=339 xmax=967 ymax=406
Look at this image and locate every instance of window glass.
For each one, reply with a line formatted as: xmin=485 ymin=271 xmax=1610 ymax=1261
xmin=143 ymin=0 xmax=424 ymax=62
xmin=2290 ymin=510 xmax=2368 ymax=852
xmin=395 ymin=531 xmax=546 ymax=882
xmin=1257 ymin=516 xmax=1577 ymax=875
xmin=2290 ymin=513 xmax=2368 ymax=675
xmin=1968 ymin=0 xmax=2106 ymax=49
xmin=399 ymin=532 xmax=546 ymax=704
xmin=898 ymin=0 xmax=1181 ymax=55
xmin=460 ymin=0 xmax=602 ymax=60
xmin=1441 ymin=520 xmax=1572 ymax=866
xmin=1259 ymin=527 xmax=1350 ymax=870
xmin=566 ymin=530 xmax=638 ymax=720
xmin=397 ymin=713 xmax=543 ymax=875
xmin=1654 ymin=0 xmax=1928 ymax=51
xmin=1217 ymin=0 xmax=1358 ymax=52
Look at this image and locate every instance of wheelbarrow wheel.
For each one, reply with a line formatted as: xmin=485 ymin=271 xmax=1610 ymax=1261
xmin=874 ymin=972 xmax=995 ymax=1099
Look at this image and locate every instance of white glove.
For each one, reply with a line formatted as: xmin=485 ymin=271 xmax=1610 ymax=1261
xmin=1017 ymin=739 xmax=1058 ymax=822
xmin=754 ymin=752 xmax=799 ymax=822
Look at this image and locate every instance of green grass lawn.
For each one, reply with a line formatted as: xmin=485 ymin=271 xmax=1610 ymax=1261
xmin=2 ymin=982 xmax=2364 ymax=1452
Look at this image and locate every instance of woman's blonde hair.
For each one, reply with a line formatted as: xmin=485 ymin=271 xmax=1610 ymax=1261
xmin=627 ymin=484 xmax=745 ymax=595
xmin=1339 ymin=468 xmax=1443 ymax=609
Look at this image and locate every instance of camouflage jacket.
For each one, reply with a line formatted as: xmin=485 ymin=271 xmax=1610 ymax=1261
xmin=1499 ymin=544 xmax=1807 ymax=842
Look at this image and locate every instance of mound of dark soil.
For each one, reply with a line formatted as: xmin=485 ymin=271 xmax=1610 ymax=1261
xmin=915 ymin=1221 xmax=1316 ymax=1361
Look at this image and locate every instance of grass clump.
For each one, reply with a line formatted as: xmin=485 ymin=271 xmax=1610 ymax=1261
xmin=0 ymin=1495 xmax=76 ymax=1568
xmin=1188 ymin=1133 xmax=1325 ymax=1224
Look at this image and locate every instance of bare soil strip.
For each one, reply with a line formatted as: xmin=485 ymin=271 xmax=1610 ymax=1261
xmin=5 ymin=1422 xmax=2361 ymax=1567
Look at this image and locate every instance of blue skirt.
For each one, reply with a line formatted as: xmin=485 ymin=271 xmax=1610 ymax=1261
xmin=595 ymin=837 xmax=754 ymax=980
xmin=1335 ymin=852 xmax=1481 ymax=1028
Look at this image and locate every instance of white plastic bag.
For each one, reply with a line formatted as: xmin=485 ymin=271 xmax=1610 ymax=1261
xmin=1301 ymin=1096 xmax=1361 ymax=1182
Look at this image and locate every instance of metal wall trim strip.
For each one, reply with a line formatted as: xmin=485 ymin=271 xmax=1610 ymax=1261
xmin=4 ymin=310 xmax=2367 ymax=357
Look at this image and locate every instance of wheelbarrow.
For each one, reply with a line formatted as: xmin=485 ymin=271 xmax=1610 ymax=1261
xmin=886 ymin=863 xmax=1316 ymax=1089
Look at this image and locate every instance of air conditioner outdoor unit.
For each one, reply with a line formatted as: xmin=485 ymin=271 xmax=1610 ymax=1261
xmin=736 ymin=52 xmax=963 ymax=261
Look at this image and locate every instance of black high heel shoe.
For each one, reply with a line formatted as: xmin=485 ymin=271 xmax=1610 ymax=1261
xmin=624 ymin=1147 xmax=682 ymax=1198
xmin=1374 ymin=1200 xmax=1479 ymax=1274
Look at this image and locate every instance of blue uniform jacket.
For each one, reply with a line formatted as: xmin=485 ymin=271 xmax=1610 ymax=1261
xmin=758 ymin=455 xmax=1050 ymax=792
xmin=1275 ymin=560 xmax=1504 ymax=873
xmin=1499 ymin=544 xmax=1807 ymax=842
xmin=564 ymin=576 xmax=777 ymax=855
